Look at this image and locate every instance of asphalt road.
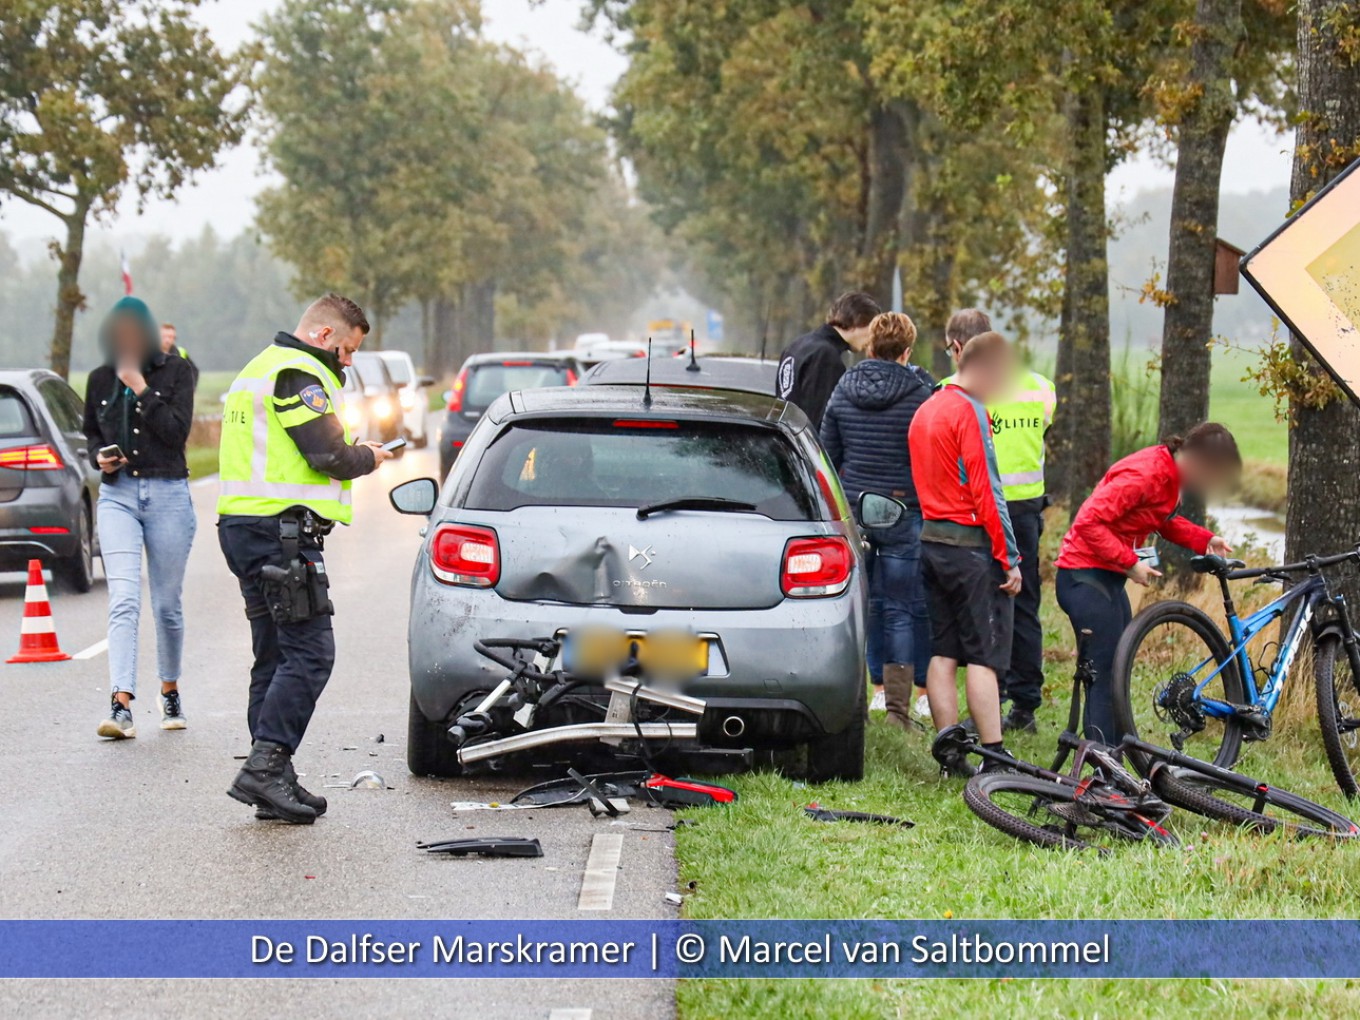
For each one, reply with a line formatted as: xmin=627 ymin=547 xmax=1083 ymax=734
xmin=0 ymin=437 xmax=678 ymax=1019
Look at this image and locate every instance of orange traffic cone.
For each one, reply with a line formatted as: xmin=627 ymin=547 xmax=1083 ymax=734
xmin=7 ymin=559 xmax=70 ymax=663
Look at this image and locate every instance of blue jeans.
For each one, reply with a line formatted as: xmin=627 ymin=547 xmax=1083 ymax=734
xmin=97 ymin=477 xmax=197 ymax=698
xmin=865 ymin=509 xmax=931 ymax=684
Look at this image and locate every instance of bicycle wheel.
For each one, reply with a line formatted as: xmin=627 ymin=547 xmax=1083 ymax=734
xmin=1112 ymin=600 xmax=1245 ymax=771
xmin=1150 ymin=763 xmax=1358 ymax=838
xmin=963 ymin=772 xmax=1176 ymax=852
xmin=1314 ymin=633 xmax=1360 ymax=799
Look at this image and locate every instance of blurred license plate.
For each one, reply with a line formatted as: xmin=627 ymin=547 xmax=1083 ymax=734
xmin=563 ymin=627 xmax=709 ymax=679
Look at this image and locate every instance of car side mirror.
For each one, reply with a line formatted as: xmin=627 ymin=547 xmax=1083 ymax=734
xmin=418 ymin=376 xmax=436 ymax=388
xmin=390 ymin=478 xmax=439 ymax=516
xmin=858 ymin=491 xmax=906 ymax=530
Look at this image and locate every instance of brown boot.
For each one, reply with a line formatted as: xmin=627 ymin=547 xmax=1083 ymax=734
xmin=883 ymin=664 xmax=915 ymax=731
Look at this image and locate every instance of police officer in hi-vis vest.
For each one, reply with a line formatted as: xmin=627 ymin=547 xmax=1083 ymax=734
xmin=218 ymin=293 xmax=394 ymax=823
xmin=942 ymin=308 xmax=1056 ymax=734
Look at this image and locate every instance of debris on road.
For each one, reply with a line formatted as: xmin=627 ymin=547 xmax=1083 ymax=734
xmin=419 ymin=837 xmax=544 ymax=858
xmin=350 ymin=770 xmax=385 ymax=790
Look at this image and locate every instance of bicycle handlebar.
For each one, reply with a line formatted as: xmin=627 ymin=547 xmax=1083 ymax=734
xmin=1226 ymin=545 xmax=1360 ymax=581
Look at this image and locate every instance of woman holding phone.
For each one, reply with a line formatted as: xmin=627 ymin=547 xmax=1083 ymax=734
xmin=83 ymin=296 xmax=198 ymax=740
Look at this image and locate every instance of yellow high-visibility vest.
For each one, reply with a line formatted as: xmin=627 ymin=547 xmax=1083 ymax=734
xmin=217 ymin=344 xmax=354 ymax=523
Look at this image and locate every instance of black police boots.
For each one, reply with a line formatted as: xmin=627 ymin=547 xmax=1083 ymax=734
xmin=228 ymin=740 xmax=317 ymax=824
xmin=255 ymin=758 xmax=328 ymax=821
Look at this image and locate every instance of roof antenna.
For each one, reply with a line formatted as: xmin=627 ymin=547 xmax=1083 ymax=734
xmin=643 ymin=337 xmax=654 ymax=407
xmin=686 ymin=328 xmax=700 ymax=372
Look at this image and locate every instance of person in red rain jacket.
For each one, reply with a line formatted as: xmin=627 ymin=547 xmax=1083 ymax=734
xmin=1056 ymin=423 xmax=1242 ymax=744
xmin=909 ymin=331 xmax=1021 ymax=776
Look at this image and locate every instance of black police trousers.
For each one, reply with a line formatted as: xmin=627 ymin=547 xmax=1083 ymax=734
xmin=218 ymin=515 xmax=335 ymax=753
xmin=1000 ymin=507 xmax=1046 ymax=711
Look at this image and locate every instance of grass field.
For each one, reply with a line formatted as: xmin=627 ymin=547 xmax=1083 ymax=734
xmin=672 ymin=519 xmax=1360 ymax=1018
xmin=1208 ymin=346 xmax=1288 ymax=466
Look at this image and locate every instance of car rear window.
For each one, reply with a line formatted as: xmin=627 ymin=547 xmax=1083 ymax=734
xmin=465 ymin=419 xmax=817 ymax=520
xmin=0 ymin=390 xmax=34 ymax=438
xmin=465 ymin=363 xmax=570 ymax=410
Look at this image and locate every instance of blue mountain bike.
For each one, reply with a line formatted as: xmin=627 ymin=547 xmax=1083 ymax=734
xmin=1112 ymin=549 xmax=1360 ymax=797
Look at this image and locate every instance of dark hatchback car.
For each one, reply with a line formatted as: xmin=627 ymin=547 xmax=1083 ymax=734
xmin=397 ymin=385 xmax=874 ymax=783
xmin=0 ymin=371 xmax=101 ymax=591
xmin=439 ymin=352 xmax=580 ymax=478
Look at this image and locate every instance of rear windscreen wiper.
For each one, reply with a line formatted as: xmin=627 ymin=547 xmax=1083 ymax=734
xmin=636 ymin=497 xmax=758 ymax=520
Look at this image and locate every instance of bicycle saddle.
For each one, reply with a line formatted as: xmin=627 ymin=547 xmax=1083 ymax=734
xmin=1190 ymin=554 xmax=1246 ymax=575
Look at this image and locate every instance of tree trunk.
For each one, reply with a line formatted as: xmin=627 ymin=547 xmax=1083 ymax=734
xmin=1286 ymin=0 xmax=1360 ymax=593
xmin=858 ymin=100 xmax=913 ymax=304
xmin=48 ymin=207 xmax=89 ymax=380
xmin=1049 ymin=85 xmax=1112 ymax=508
xmin=1157 ymin=0 xmax=1244 ymax=580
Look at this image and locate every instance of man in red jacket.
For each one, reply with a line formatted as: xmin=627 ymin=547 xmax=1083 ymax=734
xmin=909 ymin=331 xmax=1021 ymax=776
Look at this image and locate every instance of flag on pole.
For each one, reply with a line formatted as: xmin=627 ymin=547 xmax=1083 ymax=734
xmin=120 ymin=250 xmax=133 ymax=295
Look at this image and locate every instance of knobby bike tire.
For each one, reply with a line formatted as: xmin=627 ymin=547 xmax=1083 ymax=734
xmin=1150 ymin=764 xmax=1359 ymax=839
xmin=1314 ymin=633 xmax=1360 ymax=800
xmin=963 ymin=773 xmax=1176 ymax=852
xmin=1112 ymin=600 xmax=1245 ymax=772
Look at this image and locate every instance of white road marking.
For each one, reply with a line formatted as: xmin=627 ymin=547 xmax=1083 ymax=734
xmin=72 ymin=638 xmax=109 ymax=660
xmin=577 ymin=833 xmax=623 ymax=912
xmin=548 ymin=1010 xmax=592 ymax=1020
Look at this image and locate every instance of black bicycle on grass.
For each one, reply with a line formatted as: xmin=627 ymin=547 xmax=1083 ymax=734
xmin=942 ymin=654 xmax=1359 ymax=852
xmin=1111 ymin=549 xmax=1360 ymax=797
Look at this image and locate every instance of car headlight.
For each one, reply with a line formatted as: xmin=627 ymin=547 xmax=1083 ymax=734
xmin=343 ymin=404 xmax=364 ymax=428
xmin=400 ymin=390 xmax=417 ymax=411
xmin=372 ymin=397 xmax=394 ymax=420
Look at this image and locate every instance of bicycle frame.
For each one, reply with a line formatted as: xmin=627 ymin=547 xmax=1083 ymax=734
xmin=1192 ymin=573 xmax=1326 ymax=719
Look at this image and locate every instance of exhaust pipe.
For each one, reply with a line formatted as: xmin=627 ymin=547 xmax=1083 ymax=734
xmin=721 ymin=715 xmax=746 ymax=739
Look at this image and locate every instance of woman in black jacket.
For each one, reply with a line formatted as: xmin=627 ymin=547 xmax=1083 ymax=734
xmin=83 ymin=297 xmax=198 ymax=741
xmin=821 ymin=312 xmax=934 ymax=729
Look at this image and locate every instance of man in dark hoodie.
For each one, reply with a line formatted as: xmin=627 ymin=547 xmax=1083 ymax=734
xmin=777 ymin=292 xmax=880 ymax=430
xmin=821 ymin=311 xmax=935 ymax=729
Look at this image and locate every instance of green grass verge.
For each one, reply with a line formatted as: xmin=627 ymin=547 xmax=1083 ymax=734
xmin=1209 ymin=347 xmax=1287 ymax=466
xmin=673 ymin=521 xmax=1358 ymax=1016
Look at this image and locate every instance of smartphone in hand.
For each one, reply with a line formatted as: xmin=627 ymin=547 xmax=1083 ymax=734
xmin=98 ymin=444 xmax=125 ymax=461
xmin=381 ymin=437 xmax=408 ymax=453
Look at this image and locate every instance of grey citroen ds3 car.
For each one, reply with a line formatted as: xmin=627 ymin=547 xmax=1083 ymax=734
xmin=393 ymin=385 xmax=893 ymax=783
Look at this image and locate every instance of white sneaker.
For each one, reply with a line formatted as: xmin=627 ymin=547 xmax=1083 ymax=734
xmin=913 ymin=694 xmax=931 ymax=719
xmin=869 ymin=688 xmax=887 ymax=712
xmin=159 ymin=689 xmax=187 ymax=730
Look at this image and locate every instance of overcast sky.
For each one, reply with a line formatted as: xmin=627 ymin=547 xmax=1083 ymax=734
xmin=0 ymin=0 xmax=1294 ymax=249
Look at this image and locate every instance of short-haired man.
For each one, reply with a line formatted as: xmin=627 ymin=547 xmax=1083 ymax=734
xmin=218 ymin=293 xmax=394 ymax=823
xmin=777 ymin=292 xmax=881 ymax=430
xmin=941 ymin=309 xmax=1056 ymax=733
xmin=160 ymin=322 xmax=199 ymax=385
xmin=909 ymin=331 xmax=1021 ymax=776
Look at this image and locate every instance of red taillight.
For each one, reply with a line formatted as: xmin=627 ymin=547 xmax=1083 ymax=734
xmin=430 ymin=524 xmax=500 ymax=588
xmin=447 ymin=368 xmax=469 ymax=413
xmin=565 ymin=368 xmax=578 ymax=386
xmin=0 ymin=445 xmax=63 ymax=470
xmin=781 ymin=537 xmax=853 ymax=598
xmin=29 ymin=526 xmax=70 ymax=535
xmin=501 ymin=360 xmax=534 ymax=367
xmin=612 ymin=419 xmax=678 ymax=429
xmin=631 ymin=350 xmax=647 ymax=358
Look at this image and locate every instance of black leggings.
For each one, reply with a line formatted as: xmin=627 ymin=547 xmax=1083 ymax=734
xmin=1055 ymin=567 xmax=1132 ymax=744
